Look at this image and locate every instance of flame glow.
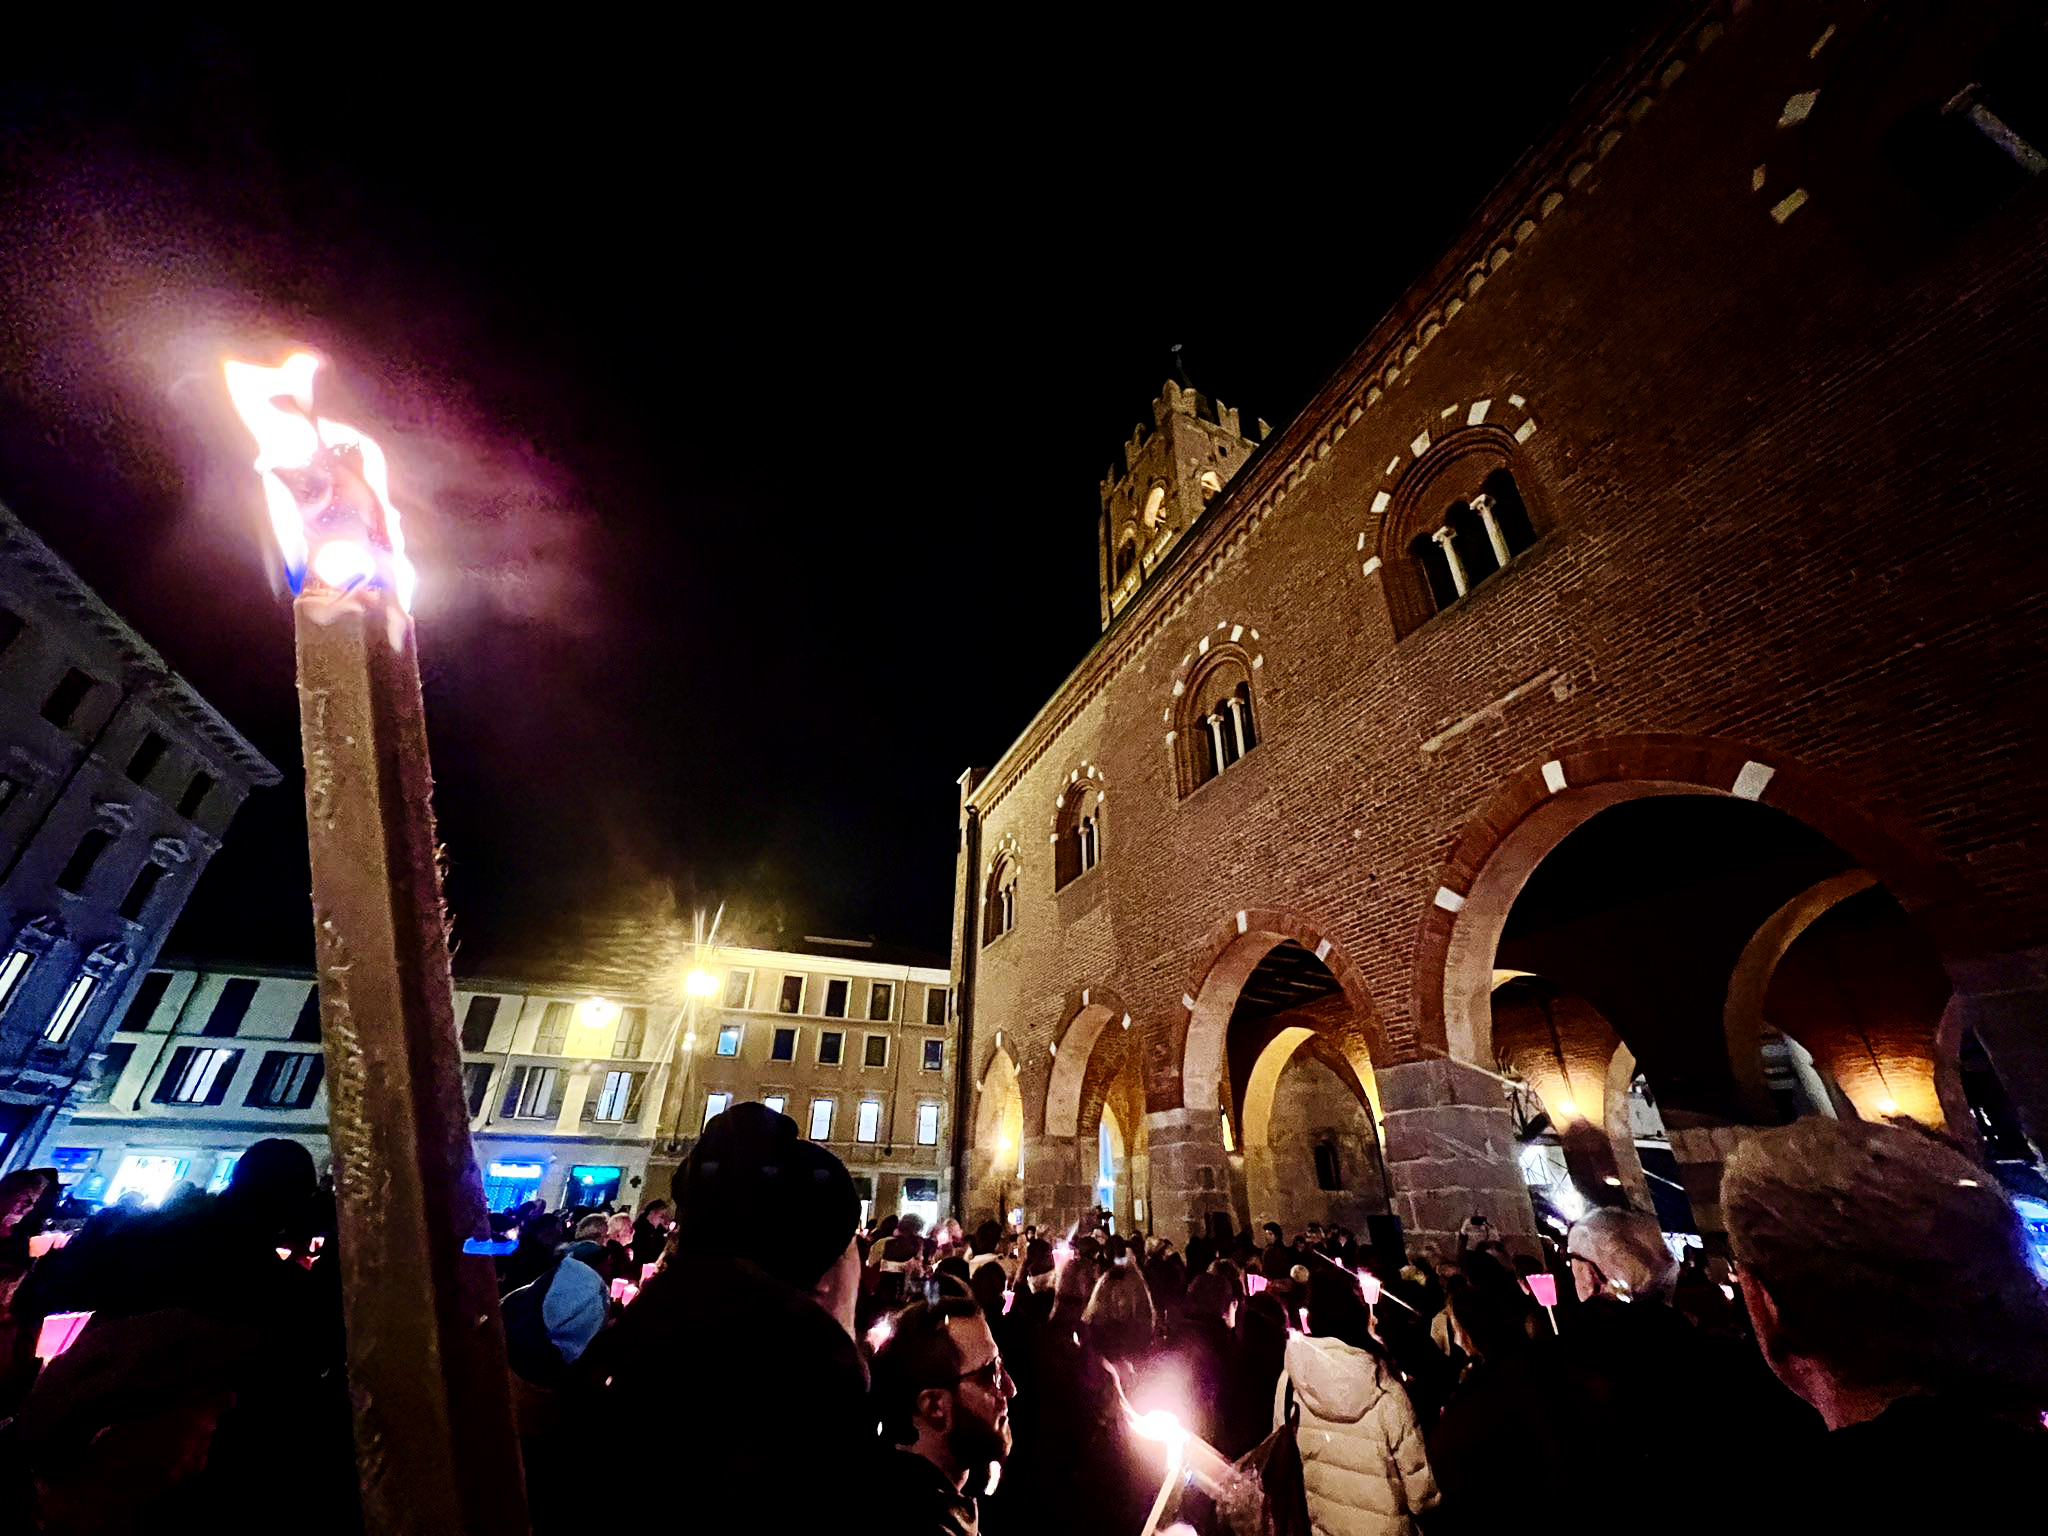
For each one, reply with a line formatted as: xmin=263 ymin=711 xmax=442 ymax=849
xmin=1128 ymin=1409 xmax=1188 ymax=1449
xmin=222 ymin=350 xmax=418 ymax=611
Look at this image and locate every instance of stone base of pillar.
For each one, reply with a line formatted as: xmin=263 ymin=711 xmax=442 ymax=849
xmin=1020 ymin=1135 xmax=1089 ymax=1236
xmin=1664 ymin=1116 xmax=1754 ymax=1252
xmin=1950 ymin=946 xmax=2048 ymax=1162
xmin=1378 ymin=1060 xmax=1538 ymax=1260
xmin=1144 ymin=1108 xmax=1236 ymax=1243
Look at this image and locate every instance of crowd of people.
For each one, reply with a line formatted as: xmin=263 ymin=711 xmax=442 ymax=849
xmin=0 ymin=1106 xmax=2042 ymax=1533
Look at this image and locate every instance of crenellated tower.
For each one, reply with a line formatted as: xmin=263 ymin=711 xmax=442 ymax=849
xmin=1098 ymin=377 xmax=1268 ymax=628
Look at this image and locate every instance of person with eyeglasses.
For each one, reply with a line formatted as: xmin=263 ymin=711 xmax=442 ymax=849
xmin=870 ymin=1298 xmax=1017 ymax=1535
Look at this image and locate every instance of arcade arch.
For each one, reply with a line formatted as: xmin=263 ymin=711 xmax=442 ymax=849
xmin=967 ymin=1045 xmax=1024 ymax=1224
xmin=1177 ymin=914 xmax=1389 ymax=1241
xmin=1422 ymin=739 xmax=1988 ymax=1248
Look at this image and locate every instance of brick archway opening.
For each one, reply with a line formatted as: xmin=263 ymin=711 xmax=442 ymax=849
xmin=1424 ymin=739 xmax=1976 ymax=1075
xmin=1238 ymin=1024 xmax=1389 ymax=1237
xmin=967 ymin=1046 xmax=1024 ymax=1225
xmin=1424 ymin=739 xmax=1984 ymax=1246
xmin=1178 ymin=921 xmax=1388 ymax=1237
xmin=1182 ymin=914 xmax=1387 ymax=1119
xmin=1034 ymin=992 xmax=1147 ymax=1234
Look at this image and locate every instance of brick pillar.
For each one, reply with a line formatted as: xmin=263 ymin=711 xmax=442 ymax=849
xmin=1378 ymin=1060 xmax=1537 ymax=1260
xmin=1143 ymin=1108 xmax=1235 ymax=1244
xmin=1021 ymin=1134 xmax=1087 ymax=1236
xmin=1663 ymin=1114 xmax=1753 ymax=1255
xmin=1950 ymin=947 xmax=2048 ymax=1160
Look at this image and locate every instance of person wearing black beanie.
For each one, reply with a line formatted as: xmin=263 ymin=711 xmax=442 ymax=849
xmin=673 ymin=1100 xmax=863 ymax=1306
xmin=555 ymin=1102 xmax=873 ymax=1535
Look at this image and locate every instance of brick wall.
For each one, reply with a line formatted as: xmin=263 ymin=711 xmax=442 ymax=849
xmin=955 ymin=2 xmax=2048 ymax=1244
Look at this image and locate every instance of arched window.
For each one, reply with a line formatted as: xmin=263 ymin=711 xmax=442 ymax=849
xmin=1141 ymin=484 xmax=1168 ymax=530
xmin=982 ymin=855 xmax=1018 ymax=946
xmin=1114 ymin=535 xmax=1139 ymax=584
xmin=1380 ymin=433 xmax=1542 ymax=634
xmin=1313 ymin=1139 xmax=1343 ymax=1191
xmin=1176 ymin=649 xmax=1259 ymax=794
xmin=1054 ymin=782 xmax=1105 ymax=888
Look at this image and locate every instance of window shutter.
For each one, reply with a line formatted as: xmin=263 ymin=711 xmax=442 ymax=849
xmin=245 ymin=1052 xmax=279 ymax=1106
xmin=501 ymin=1065 xmax=528 ymax=1119
xmin=543 ymin=1069 xmax=566 ymax=1118
xmin=581 ymin=1071 xmax=599 ymax=1121
xmin=296 ymin=1055 xmax=326 ymax=1108
xmin=624 ymin=1071 xmax=646 ymax=1121
xmin=155 ymin=1046 xmax=195 ymax=1104
xmin=205 ymin=1053 xmax=239 ymax=1106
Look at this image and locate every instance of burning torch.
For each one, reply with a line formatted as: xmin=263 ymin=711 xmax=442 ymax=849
xmin=222 ymin=352 xmax=527 ymax=1534
xmin=1105 ymin=1362 xmax=1242 ymax=1536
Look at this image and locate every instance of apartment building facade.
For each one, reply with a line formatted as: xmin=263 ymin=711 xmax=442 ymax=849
xmin=34 ymin=938 xmax=956 ymax=1221
xmin=0 ymin=504 xmax=278 ymax=1170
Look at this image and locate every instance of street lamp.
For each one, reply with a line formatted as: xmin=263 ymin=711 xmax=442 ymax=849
xmin=222 ymin=350 xmax=526 ymax=1535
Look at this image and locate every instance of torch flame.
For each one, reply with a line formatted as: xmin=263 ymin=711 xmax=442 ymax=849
xmin=222 ymin=350 xmax=418 ymax=612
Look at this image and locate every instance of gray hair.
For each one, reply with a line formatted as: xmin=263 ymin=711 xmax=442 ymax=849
xmin=1566 ymin=1208 xmax=1678 ymax=1303
xmin=1723 ymin=1117 xmax=2048 ymax=1411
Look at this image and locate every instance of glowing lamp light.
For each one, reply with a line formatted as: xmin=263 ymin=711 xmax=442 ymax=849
xmin=577 ymin=997 xmax=622 ymax=1033
xmin=1527 ymin=1272 xmax=1558 ymax=1309
xmin=1876 ymin=1098 xmax=1900 ymax=1117
xmin=866 ymin=1315 xmax=895 ymax=1351
xmin=221 ymin=351 xmax=417 ymax=613
xmin=684 ymin=968 xmax=719 ymax=999
xmin=1356 ymin=1269 xmax=1382 ymax=1306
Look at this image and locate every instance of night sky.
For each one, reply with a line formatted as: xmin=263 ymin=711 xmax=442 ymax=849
xmin=0 ymin=10 xmax=1639 ymax=972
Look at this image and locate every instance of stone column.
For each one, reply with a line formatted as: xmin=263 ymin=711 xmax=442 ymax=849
xmin=1471 ymin=492 xmax=1512 ymax=567
xmin=1144 ymin=1107 xmax=1236 ymax=1244
xmin=1020 ymin=1134 xmax=1087 ymax=1235
xmin=1662 ymin=1113 xmax=1753 ymax=1254
xmin=1378 ymin=1060 xmax=1537 ymax=1260
xmin=1430 ymin=526 xmax=1470 ymax=596
xmin=1949 ymin=947 xmax=2048 ymax=1161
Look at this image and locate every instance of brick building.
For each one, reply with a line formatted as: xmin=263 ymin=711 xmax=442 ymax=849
xmin=949 ymin=0 xmax=2048 ymax=1255
xmin=0 ymin=505 xmax=277 ymax=1170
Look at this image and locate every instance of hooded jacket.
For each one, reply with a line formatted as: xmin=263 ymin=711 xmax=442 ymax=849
xmin=1276 ymin=1333 xmax=1438 ymax=1536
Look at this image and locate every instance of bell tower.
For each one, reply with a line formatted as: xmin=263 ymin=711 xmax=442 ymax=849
xmin=1098 ymin=370 xmax=1267 ymax=628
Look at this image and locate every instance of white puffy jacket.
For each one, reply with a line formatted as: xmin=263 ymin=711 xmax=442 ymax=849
xmin=1274 ymin=1333 xmax=1439 ymax=1536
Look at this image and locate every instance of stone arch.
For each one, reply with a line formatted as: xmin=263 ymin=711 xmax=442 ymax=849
xmin=967 ymin=1042 xmax=1025 ymax=1223
xmin=1239 ymin=1026 xmax=1317 ymax=1152
xmin=1415 ymin=734 xmax=1982 ymax=1071
xmin=1046 ymin=986 xmax=1135 ymax=1139
xmin=1178 ymin=907 xmax=1390 ymax=1120
xmin=1722 ymin=869 xmax=1878 ymax=1120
